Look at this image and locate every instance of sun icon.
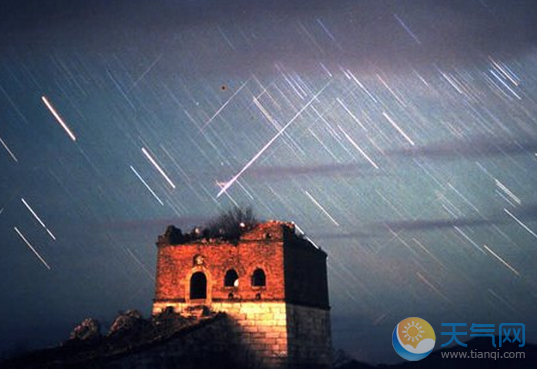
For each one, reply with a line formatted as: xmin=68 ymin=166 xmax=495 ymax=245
xmin=402 ymin=321 xmax=425 ymax=342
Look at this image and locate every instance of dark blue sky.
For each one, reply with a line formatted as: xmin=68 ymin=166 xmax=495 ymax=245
xmin=1 ymin=0 xmax=537 ymax=363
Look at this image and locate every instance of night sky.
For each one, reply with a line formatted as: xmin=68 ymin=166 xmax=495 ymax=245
xmin=1 ymin=0 xmax=537 ymax=364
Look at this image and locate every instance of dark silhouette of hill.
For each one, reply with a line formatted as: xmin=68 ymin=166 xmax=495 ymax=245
xmin=5 ymin=324 xmax=535 ymax=369
xmin=1 ymin=311 xmax=251 ymax=369
xmin=338 ymin=337 xmax=536 ymax=369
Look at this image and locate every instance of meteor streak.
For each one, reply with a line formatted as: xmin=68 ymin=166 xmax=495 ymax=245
xmin=202 ymin=79 xmax=249 ymax=130
xmin=141 ymin=147 xmax=176 ymax=189
xmin=382 ymin=112 xmax=415 ymax=146
xmin=0 ymin=135 xmax=18 ymax=162
xmin=130 ymin=166 xmax=164 ymax=205
xmin=41 ymin=96 xmax=77 ymax=141
xmin=504 ymin=208 xmax=537 ymax=239
xmin=304 ymin=190 xmax=340 ymax=226
xmin=21 ymin=198 xmax=56 ymax=240
xmin=14 ymin=227 xmax=51 ymax=270
xmin=217 ymin=82 xmax=330 ymax=198
xmin=338 ymin=125 xmax=379 ymax=169
xmin=495 ymin=179 xmax=521 ymax=205
xmin=483 ymin=244 xmax=520 ymax=276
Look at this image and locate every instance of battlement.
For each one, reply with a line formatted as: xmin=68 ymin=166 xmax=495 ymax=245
xmin=156 ymin=220 xmax=300 ymax=246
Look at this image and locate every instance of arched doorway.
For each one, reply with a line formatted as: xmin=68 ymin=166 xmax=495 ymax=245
xmin=190 ymin=272 xmax=207 ymax=300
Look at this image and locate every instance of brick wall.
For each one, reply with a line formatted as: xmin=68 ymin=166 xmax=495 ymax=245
xmin=154 ymin=222 xmax=287 ymax=304
xmin=152 ymin=302 xmax=332 ymax=369
xmin=153 ymin=302 xmax=289 ymax=368
xmin=283 ymin=231 xmax=329 ymax=309
xmin=286 ymin=304 xmax=332 ymax=368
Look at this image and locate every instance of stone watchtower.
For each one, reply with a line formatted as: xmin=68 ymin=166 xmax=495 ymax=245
xmin=152 ymin=221 xmax=332 ymax=369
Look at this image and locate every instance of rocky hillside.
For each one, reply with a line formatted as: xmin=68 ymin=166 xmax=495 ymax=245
xmin=2 ymin=308 xmax=258 ymax=369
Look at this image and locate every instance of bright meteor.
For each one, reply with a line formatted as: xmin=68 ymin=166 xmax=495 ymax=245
xmin=41 ymin=95 xmax=77 ymax=141
xmin=217 ymin=81 xmax=331 ymax=198
xmin=141 ymin=147 xmax=176 ymax=189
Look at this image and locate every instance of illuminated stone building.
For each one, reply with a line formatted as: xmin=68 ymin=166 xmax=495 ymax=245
xmin=152 ymin=220 xmax=332 ymax=369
